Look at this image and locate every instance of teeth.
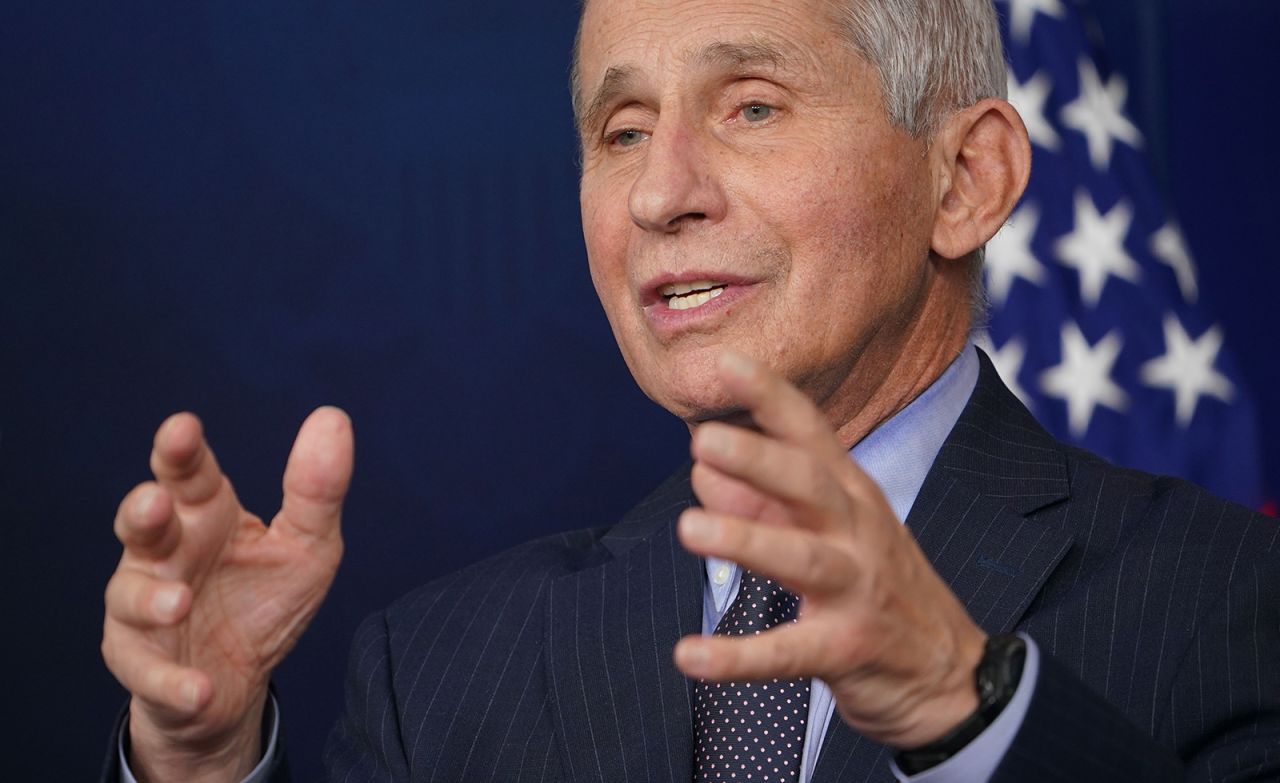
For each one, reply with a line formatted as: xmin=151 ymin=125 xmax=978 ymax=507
xmin=667 ymin=286 xmax=726 ymax=311
xmin=659 ymin=279 xmax=722 ymax=298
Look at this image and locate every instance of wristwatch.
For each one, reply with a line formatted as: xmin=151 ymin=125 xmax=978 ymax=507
xmin=894 ymin=633 xmax=1027 ymax=775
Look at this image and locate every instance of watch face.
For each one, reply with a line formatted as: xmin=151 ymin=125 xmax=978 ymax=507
xmin=977 ymin=674 xmax=998 ymax=703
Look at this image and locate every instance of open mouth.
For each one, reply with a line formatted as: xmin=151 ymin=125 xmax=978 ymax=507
xmin=659 ymin=280 xmax=728 ymax=311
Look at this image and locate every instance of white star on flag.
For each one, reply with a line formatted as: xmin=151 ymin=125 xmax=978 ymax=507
xmin=1060 ymin=59 xmax=1143 ymax=170
xmin=997 ymin=0 xmax=1066 ymax=44
xmin=985 ymin=203 xmax=1047 ymax=306
xmin=1150 ymin=223 xmax=1199 ymax=303
xmin=1040 ymin=322 xmax=1129 ymax=437
xmin=1007 ymin=70 xmax=1061 ymax=151
xmin=983 ymin=0 xmax=1261 ymax=505
xmin=1054 ymin=190 xmax=1141 ymax=307
xmin=1140 ymin=315 xmax=1234 ymax=428
xmin=977 ymin=333 xmax=1031 ymax=409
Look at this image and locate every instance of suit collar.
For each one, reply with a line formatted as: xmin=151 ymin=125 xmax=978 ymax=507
xmin=906 ymin=348 xmax=1074 ymax=632
xmin=545 ymin=467 xmax=702 ymax=783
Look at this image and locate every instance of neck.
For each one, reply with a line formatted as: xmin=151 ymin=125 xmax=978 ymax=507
xmin=824 ymin=269 xmax=973 ymax=450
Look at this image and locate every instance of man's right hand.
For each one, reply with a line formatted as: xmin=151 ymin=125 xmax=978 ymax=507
xmin=101 ymin=407 xmax=354 ymax=782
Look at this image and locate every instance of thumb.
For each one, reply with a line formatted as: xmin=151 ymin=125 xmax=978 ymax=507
xmin=276 ymin=406 xmax=354 ymax=543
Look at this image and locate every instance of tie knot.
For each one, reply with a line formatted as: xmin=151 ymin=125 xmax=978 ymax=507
xmin=715 ymin=570 xmax=801 ymax=637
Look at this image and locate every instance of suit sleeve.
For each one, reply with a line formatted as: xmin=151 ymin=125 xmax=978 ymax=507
xmin=323 ymin=610 xmax=413 ymax=781
xmin=994 ymin=556 xmax=1280 ymax=782
xmin=98 ymin=695 xmax=290 ymax=783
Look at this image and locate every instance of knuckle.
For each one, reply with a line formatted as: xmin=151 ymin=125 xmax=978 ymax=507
xmin=722 ymin=515 xmax=752 ymax=550
xmin=146 ymin=662 xmax=174 ymax=695
xmin=799 ymin=537 xmax=836 ymax=583
xmin=100 ymin=630 xmax=131 ymax=681
xmin=769 ymin=633 xmax=800 ymax=676
xmin=794 ymin=453 xmax=826 ymax=500
xmin=717 ymin=427 xmax=751 ymax=465
xmin=830 ymin=619 xmax=870 ymax=666
xmin=104 ymin=572 xmax=130 ymax=613
xmin=114 ymin=486 xmax=146 ymax=539
xmin=99 ymin=632 xmax=115 ymax=667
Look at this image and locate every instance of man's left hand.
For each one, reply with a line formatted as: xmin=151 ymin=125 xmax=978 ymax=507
xmin=673 ymin=352 xmax=987 ymax=749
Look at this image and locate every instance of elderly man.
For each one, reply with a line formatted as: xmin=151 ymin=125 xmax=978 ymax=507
xmin=101 ymin=0 xmax=1279 ymax=780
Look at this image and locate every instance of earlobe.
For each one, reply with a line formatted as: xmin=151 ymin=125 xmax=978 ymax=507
xmin=930 ymin=99 xmax=1032 ymax=260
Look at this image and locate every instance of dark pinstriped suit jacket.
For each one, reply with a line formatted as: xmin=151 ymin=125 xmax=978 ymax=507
xmin=104 ymin=353 xmax=1280 ymax=781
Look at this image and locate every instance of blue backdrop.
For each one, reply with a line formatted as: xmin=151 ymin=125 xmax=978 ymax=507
xmin=1 ymin=1 xmax=1276 ymax=779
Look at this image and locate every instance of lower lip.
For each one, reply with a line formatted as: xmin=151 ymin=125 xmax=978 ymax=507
xmin=643 ymin=284 xmax=758 ymax=338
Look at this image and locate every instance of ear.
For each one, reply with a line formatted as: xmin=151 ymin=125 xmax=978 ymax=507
xmin=930 ymin=99 xmax=1032 ymax=260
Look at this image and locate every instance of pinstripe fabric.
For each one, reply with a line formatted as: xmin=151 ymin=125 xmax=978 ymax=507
xmin=320 ymin=467 xmax=704 ymax=783
xmin=101 ymin=351 xmax=1280 ymax=782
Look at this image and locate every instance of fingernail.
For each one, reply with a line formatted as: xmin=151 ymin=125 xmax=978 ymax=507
xmin=182 ymin=678 xmax=202 ymax=711
xmin=697 ymin=425 xmax=730 ymax=456
xmin=137 ymin=486 xmax=160 ymax=519
xmin=676 ymin=640 xmax=711 ymax=674
xmin=680 ymin=510 xmax=718 ymax=543
xmin=159 ymin=415 xmax=181 ymax=441
xmin=153 ymin=588 xmax=181 ymax=620
xmin=718 ymin=351 xmax=755 ymax=378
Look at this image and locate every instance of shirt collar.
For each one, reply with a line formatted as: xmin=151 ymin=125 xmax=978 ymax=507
xmin=852 ymin=342 xmax=979 ymax=524
xmin=704 ymin=343 xmax=979 ymax=599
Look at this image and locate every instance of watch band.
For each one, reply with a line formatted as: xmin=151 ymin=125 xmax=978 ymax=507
xmin=894 ymin=633 xmax=1027 ymax=775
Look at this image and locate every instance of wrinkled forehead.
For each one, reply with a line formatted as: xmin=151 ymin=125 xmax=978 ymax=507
xmin=573 ymin=0 xmax=847 ymax=121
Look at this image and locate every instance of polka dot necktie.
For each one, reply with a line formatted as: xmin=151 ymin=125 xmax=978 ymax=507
xmin=693 ymin=570 xmax=810 ymax=783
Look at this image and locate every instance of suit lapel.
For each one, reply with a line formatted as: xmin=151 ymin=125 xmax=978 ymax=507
xmin=811 ymin=351 xmax=1076 ymax=783
xmin=545 ymin=467 xmax=703 ymax=783
xmin=545 ymin=352 xmax=1079 ymax=783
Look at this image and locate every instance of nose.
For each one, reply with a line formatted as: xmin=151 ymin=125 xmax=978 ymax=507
xmin=627 ymin=122 xmax=727 ymax=233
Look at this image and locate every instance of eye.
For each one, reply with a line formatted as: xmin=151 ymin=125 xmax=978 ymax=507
xmin=740 ymin=104 xmax=773 ymax=122
xmin=609 ymin=129 xmax=648 ymax=148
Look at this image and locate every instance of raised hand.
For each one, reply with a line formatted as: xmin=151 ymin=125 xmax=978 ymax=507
xmin=101 ymin=407 xmax=354 ymax=781
xmin=673 ymin=353 xmax=986 ymax=750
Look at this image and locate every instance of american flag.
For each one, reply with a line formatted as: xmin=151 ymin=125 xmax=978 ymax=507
xmin=980 ymin=0 xmax=1263 ymax=507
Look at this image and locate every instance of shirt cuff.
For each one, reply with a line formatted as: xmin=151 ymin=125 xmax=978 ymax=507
xmin=890 ymin=633 xmax=1040 ymax=783
xmin=118 ymin=693 xmax=281 ymax=783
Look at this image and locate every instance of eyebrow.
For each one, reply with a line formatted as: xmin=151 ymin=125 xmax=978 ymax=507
xmin=576 ymin=38 xmax=796 ymax=135
xmin=578 ymin=64 xmax=640 ymax=136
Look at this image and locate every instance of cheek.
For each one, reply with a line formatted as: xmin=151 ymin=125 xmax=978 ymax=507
xmin=792 ymin=159 xmax=932 ymax=273
xmin=581 ymin=191 xmax=628 ymax=294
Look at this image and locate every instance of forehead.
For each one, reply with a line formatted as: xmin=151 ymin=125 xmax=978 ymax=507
xmin=576 ymin=0 xmax=845 ymax=83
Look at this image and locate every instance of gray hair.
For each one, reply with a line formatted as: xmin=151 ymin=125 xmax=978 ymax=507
xmin=835 ymin=0 xmax=1005 ymax=325
xmin=570 ymin=0 xmax=1007 ymax=138
xmin=835 ymin=0 xmax=1007 ymax=138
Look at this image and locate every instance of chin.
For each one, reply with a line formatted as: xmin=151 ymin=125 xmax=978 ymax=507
xmin=624 ymin=338 xmax=764 ymax=423
xmin=638 ymin=369 xmax=740 ymax=425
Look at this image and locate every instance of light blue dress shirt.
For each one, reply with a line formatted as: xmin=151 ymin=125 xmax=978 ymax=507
xmin=701 ymin=344 xmax=1039 ymax=782
xmin=124 ymin=344 xmax=1038 ymax=783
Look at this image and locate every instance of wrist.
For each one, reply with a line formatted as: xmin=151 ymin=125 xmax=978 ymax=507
xmin=895 ymin=633 xmax=1027 ymax=775
xmin=126 ymin=690 xmax=268 ymax=783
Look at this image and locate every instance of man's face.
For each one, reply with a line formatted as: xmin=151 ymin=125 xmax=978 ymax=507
xmin=577 ymin=0 xmax=945 ymax=429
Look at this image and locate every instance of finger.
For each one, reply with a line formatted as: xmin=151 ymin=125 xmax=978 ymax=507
xmin=105 ymin=569 xmax=192 ymax=628
xmin=692 ymin=423 xmax=848 ymax=525
xmin=678 ymin=508 xmax=852 ymax=596
xmin=674 ymin=620 xmax=828 ymax=683
xmin=691 ymin=461 xmax=788 ymax=525
xmin=149 ymin=413 xmax=227 ymax=507
xmin=113 ymin=483 xmax=182 ymax=560
xmin=715 ymin=351 xmax=884 ymax=501
xmin=715 ymin=352 xmax=848 ymax=462
xmin=101 ymin=633 xmax=212 ymax=718
xmin=275 ymin=406 xmax=354 ymax=544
